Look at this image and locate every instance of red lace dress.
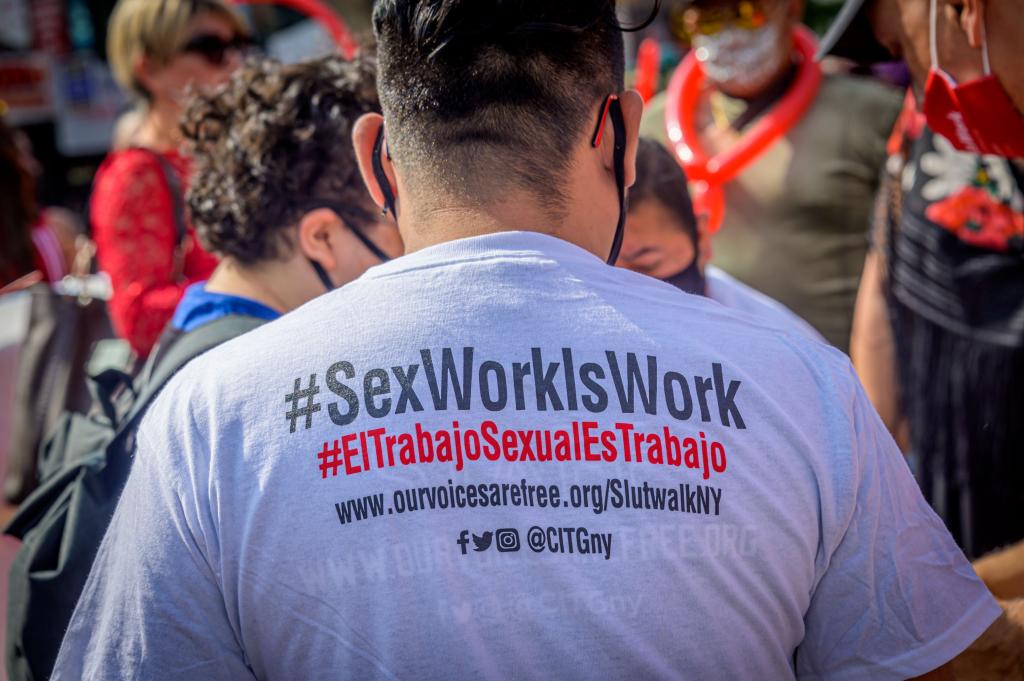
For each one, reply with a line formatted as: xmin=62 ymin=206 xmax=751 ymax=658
xmin=90 ymin=148 xmax=218 ymax=357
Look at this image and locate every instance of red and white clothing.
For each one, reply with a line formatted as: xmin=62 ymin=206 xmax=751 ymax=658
xmin=56 ymin=232 xmax=997 ymax=680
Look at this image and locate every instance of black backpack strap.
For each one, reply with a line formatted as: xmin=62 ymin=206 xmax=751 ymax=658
xmin=85 ymin=147 xmax=187 ymax=248
xmin=144 ymin=150 xmax=188 ymax=248
xmin=112 ymin=314 xmax=267 ymax=447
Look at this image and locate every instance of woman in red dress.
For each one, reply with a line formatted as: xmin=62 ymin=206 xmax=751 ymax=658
xmin=92 ymin=0 xmax=249 ymax=357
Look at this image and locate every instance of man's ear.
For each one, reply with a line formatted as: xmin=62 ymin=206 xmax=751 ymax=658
xmin=958 ymin=0 xmax=985 ymax=49
xmin=297 ymin=208 xmax=343 ymax=270
xmin=617 ymin=89 xmax=644 ymax=188
xmin=352 ymin=113 xmax=396 ymax=215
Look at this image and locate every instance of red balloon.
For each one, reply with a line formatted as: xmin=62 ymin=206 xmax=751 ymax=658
xmin=233 ymin=0 xmax=357 ymax=59
xmin=664 ymin=25 xmax=823 ymax=232
xmin=635 ymin=38 xmax=661 ymax=104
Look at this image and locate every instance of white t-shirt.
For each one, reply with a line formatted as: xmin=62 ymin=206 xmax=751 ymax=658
xmin=54 ymin=232 xmax=997 ymax=681
xmin=705 ymin=265 xmax=826 ymax=343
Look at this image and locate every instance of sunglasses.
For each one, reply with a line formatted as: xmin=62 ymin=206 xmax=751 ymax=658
xmin=179 ymin=33 xmax=252 ymax=66
xmin=670 ymin=0 xmax=771 ymax=40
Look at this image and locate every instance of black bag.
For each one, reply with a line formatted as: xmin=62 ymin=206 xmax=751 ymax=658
xmin=3 ymin=313 xmax=265 ymax=681
xmin=4 ymin=283 xmax=114 ymax=503
xmin=3 ymin=149 xmax=191 ymax=504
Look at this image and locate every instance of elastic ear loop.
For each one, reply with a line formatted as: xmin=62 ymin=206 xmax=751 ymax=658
xmin=929 ymin=0 xmax=991 ymax=78
xmin=592 ymin=95 xmax=628 ymax=265
xmin=308 ymin=223 xmax=391 ymax=292
xmin=308 ymin=258 xmax=336 ymax=292
xmin=929 ymin=0 xmax=939 ymax=70
xmin=979 ymin=5 xmax=991 ymax=74
xmin=347 ymin=225 xmax=392 ymax=263
xmin=372 ymin=125 xmax=398 ymax=218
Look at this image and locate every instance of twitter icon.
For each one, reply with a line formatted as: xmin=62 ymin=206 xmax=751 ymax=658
xmin=472 ymin=532 xmax=493 ymax=552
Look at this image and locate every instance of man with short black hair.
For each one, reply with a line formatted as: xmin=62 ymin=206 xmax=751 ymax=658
xmin=54 ymin=2 xmax=996 ymax=679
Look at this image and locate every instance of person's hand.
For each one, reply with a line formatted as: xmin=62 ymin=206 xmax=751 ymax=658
xmin=952 ymin=599 xmax=1024 ymax=680
xmin=973 ymin=541 xmax=1024 ymax=600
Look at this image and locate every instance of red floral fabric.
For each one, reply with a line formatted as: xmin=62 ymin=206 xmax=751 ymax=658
xmin=90 ymin=148 xmax=218 ymax=357
xmin=925 ymin=184 xmax=1024 ymax=252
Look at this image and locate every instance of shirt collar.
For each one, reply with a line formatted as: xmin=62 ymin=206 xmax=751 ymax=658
xmin=360 ymin=231 xmax=604 ymax=280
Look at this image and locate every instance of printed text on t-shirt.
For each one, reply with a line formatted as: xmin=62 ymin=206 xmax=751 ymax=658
xmin=283 ymin=347 xmax=746 ymax=434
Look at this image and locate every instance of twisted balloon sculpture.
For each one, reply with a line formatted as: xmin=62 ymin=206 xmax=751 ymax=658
xmin=664 ymin=25 xmax=822 ymax=233
xmin=233 ymin=0 xmax=357 ymax=58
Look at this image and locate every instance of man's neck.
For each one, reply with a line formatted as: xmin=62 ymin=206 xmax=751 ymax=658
xmin=400 ymin=196 xmax=609 ymax=259
xmin=718 ymin=61 xmax=799 ymax=131
xmin=396 ymin=152 xmax=620 ymax=260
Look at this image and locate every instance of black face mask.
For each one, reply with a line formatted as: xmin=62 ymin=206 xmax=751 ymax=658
xmin=661 ymin=259 xmax=706 ymax=296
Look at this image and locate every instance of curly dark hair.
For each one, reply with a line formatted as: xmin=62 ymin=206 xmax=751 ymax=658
xmin=182 ymin=54 xmax=381 ymax=265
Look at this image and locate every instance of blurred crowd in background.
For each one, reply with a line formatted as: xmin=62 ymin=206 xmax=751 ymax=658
xmin=0 ymin=0 xmax=1022 ymax=678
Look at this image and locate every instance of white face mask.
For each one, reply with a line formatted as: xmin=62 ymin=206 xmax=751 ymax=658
xmin=693 ymin=22 xmax=785 ymax=91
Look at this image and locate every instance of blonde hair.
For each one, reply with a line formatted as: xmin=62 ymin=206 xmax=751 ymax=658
xmin=107 ymin=0 xmax=248 ymax=100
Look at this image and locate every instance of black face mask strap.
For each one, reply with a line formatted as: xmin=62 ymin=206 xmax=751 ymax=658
xmin=592 ymin=95 xmax=628 ymax=266
xmin=308 ymin=258 xmax=335 ymax=292
xmin=347 ymin=224 xmax=392 ymax=263
xmin=372 ymin=125 xmax=398 ymax=219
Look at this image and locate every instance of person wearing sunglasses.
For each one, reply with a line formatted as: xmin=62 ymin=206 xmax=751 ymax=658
xmin=90 ymin=0 xmax=251 ymax=359
xmin=639 ymin=0 xmax=902 ymax=354
xmin=54 ymin=1 xmax=996 ymax=679
xmin=821 ymin=1 xmax=1024 ymax=674
xmin=162 ymin=53 xmax=401 ymax=354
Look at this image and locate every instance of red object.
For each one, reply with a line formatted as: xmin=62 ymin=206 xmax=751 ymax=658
xmin=234 ymin=0 xmax=356 ymax=58
xmin=635 ymin=38 xmax=661 ymax=103
xmin=30 ymin=222 xmax=66 ymax=283
xmin=886 ymin=90 xmax=925 ymax=158
xmin=29 ymin=0 xmax=68 ymax=55
xmin=926 ymin=186 xmax=1024 ymax=252
xmin=664 ymin=25 xmax=823 ymax=233
xmin=923 ymin=68 xmax=1024 ymax=159
xmin=591 ymin=94 xmax=618 ymax=148
xmin=90 ymin=149 xmax=218 ymax=358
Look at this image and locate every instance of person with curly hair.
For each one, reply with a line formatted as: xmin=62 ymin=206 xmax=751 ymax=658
xmin=55 ymin=2 xmax=995 ymax=679
xmin=153 ymin=52 xmax=401 ymax=357
xmin=92 ymin=0 xmax=250 ymax=358
xmin=33 ymin=53 xmax=398 ymax=681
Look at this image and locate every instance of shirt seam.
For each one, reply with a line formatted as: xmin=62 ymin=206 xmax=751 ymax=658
xmin=798 ymin=594 xmax=1000 ymax=681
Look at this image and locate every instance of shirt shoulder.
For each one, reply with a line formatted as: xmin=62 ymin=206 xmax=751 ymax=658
xmin=817 ymin=73 xmax=905 ymax=118
xmin=705 ymin=266 xmax=826 ymax=344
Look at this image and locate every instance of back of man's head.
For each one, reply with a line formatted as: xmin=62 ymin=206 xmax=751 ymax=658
xmin=372 ymin=0 xmax=627 ymax=216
